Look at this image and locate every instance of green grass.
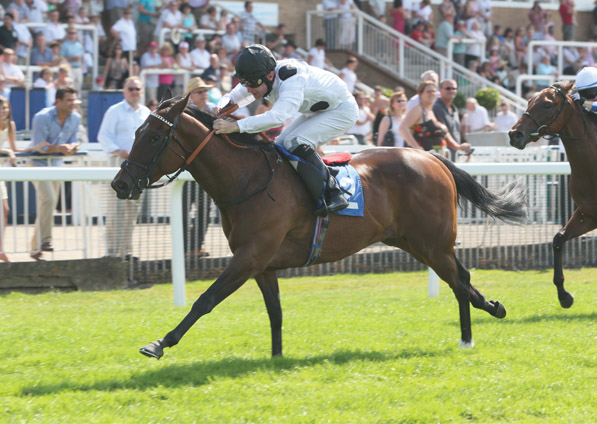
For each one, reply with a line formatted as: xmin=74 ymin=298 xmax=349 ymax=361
xmin=1 ymin=269 xmax=596 ymax=423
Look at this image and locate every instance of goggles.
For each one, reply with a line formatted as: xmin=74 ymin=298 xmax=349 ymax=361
xmin=238 ymin=76 xmax=264 ymax=88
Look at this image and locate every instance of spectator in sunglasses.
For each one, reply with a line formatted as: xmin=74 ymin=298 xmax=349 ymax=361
xmin=97 ymin=76 xmax=150 ymax=259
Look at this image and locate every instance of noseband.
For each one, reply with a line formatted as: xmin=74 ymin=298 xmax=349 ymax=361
xmin=523 ymin=85 xmax=583 ymax=139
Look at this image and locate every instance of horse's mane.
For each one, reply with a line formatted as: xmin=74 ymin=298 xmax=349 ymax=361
xmin=551 ymin=80 xmax=597 ymax=128
xmin=552 ymin=80 xmax=575 ymax=94
xmin=157 ymin=97 xmax=269 ymax=147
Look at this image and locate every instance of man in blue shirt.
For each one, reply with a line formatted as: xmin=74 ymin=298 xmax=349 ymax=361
xmin=60 ymin=26 xmax=85 ymax=93
xmin=28 ymin=87 xmax=81 ymax=260
xmin=137 ymin=0 xmax=158 ymax=57
xmin=30 ymin=33 xmax=55 ymax=67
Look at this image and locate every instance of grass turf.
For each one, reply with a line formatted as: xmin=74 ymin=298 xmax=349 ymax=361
xmin=1 ymin=269 xmax=596 ymax=423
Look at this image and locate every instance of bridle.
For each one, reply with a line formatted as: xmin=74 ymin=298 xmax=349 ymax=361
xmin=120 ymin=105 xmax=238 ymax=193
xmin=119 ymin=104 xmax=280 ymax=207
xmin=523 ymin=85 xmax=585 ymax=140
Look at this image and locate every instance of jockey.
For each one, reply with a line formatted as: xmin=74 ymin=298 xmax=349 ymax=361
xmin=574 ymin=66 xmax=597 ymax=112
xmin=213 ymin=44 xmax=358 ymax=216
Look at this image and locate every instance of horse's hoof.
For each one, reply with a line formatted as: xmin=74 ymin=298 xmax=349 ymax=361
xmin=139 ymin=340 xmax=164 ymax=359
xmin=491 ymin=301 xmax=507 ymax=319
xmin=459 ymin=339 xmax=475 ymax=349
xmin=559 ymin=292 xmax=574 ymax=309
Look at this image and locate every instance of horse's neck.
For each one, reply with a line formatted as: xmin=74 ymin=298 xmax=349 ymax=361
xmin=559 ymin=111 xmax=597 ymax=175
xmin=185 ymin=131 xmax=268 ymax=205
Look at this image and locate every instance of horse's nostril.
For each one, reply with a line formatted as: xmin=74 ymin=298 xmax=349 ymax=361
xmin=111 ymin=179 xmax=128 ymax=194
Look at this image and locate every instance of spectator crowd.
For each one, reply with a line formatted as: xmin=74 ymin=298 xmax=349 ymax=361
xmin=0 ymin=0 xmax=595 ymax=262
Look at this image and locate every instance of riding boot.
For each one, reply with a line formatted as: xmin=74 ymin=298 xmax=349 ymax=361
xmin=292 ymin=145 xmax=349 ymax=216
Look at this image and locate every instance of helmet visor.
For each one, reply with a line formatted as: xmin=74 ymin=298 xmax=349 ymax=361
xmin=238 ymin=75 xmax=265 ymax=88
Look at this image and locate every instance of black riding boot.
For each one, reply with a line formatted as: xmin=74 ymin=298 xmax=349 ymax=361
xmin=292 ymin=145 xmax=349 ymax=216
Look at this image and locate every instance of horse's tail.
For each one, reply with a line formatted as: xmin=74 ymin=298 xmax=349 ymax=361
xmin=431 ymin=153 xmax=527 ymax=224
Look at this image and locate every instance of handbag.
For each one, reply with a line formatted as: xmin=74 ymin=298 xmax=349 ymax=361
xmin=382 ymin=116 xmax=395 ymax=147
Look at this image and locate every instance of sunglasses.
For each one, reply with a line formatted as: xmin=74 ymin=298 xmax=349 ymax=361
xmin=238 ymin=76 xmax=263 ymax=88
xmin=444 ymin=87 xmax=458 ymax=90
xmin=127 ymin=87 xmax=141 ymax=92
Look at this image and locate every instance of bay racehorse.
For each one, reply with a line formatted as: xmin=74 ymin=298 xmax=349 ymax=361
xmin=510 ymin=81 xmax=596 ymax=308
xmin=112 ymin=94 xmax=526 ymax=359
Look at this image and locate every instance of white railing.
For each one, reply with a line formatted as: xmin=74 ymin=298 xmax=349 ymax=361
xmin=24 ymin=23 xmax=99 ymax=84
xmin=516 ymin=74 xmax=557 ymax=98
xmin=306 ymin=9 xmax=527 ymax=115
xmin=527 ymin=40 xmax=597 ymax=78
xmin=158 ymin=28 xmax=225 ymax=48
xmin=447 ymin=38 xmax=486 ymax=65
xmin=0 ymin=160 xmax=576 ymax=305
xmin=138 ymin=68 xmax=197 ymax=104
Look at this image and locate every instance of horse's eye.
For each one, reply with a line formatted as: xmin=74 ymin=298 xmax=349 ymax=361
xmin=152 ymin=135 xmax=161 ymax=142
xmin=544 ymin=103 xmax=553 ymax=109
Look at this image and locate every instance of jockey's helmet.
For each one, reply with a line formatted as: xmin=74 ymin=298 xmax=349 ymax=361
xmin=234 ymin=44 xmax=277 ymax=88
xmin=575 ymin=66 xmax=597 ymax=99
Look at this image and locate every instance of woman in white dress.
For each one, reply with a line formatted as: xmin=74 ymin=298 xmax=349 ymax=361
xmin=377 ymin=91 xmax=407 ymax=147
xmin=0 ymin=96 xmax=48 ymax=262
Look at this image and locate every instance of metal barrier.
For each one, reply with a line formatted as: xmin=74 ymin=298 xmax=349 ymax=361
xmin=23 ymin=23 xmax=99 ymax=85
xmin=516 ymin=74 xmax=558 ymax=98
xmin=527 ymin=40 xmax=597 ymax=79
xmin=3 ymin=157 xmax=596 ymax=306
xmin=306 ymin=9 xmax=527 ymax=115
xmin=138 ymin=68 xmax=196 ymax=104
xmin=158 ymin=28 xmax=225 ymax=48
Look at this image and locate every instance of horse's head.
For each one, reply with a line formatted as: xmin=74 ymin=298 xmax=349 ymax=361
xmin=509 ymin=81 xmax=575 ymax=150
xmin=111 ymin=94 xmax=191 ymax=200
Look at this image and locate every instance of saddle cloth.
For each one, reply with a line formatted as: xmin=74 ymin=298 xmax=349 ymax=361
xmin=274 ymin=145 xmax=365 ymax=217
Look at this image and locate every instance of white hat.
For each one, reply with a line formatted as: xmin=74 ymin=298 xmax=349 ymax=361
xmin=575 ymin=66 xmax=597 ymax=91
xmin=179 ymin=41 xmax=189 ymax=49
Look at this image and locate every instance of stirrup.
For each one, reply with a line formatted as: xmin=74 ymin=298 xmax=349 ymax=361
xmin=314 ymin=190 xmax=348 ymax=216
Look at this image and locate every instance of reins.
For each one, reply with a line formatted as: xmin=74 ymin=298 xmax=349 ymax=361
xmin=123 ymin=101 xmax=281 ymax=207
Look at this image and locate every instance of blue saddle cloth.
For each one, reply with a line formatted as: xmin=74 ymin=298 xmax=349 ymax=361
xmin=274 ymin=145 xmax=364 ymax=217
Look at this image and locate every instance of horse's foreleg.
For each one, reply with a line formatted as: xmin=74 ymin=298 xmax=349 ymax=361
xmin=139 ymin=254 xmax=261 ymax=360
xmin=255 ymin=271 xmax=283 ymax=357
xmin=553 ymin=209 xmax=597 ymax=308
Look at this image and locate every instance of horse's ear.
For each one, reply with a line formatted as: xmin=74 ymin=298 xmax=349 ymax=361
xmin=166 ymin=93 xmax=191 ymax=119
xmin=160 ymin=88 xmax=173 ymax=103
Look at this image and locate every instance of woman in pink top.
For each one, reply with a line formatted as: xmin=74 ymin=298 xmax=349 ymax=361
xmin=158 ymin=42 xmax=176 ymax=99
xmin=528 ymin=1 xmax=547 ymax=39
xmin=391 ymin=0 xmax=405 ymax=34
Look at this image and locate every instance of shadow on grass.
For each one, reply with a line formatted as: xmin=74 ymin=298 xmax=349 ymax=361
xmin=473 ymin=311 xmax=597 ymax=325
xmin=20 ymin=347 xmax=451 ymax=396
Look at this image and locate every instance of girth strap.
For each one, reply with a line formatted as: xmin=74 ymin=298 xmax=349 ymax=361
xmin=303 ymin=215 xmax=330 ymax=266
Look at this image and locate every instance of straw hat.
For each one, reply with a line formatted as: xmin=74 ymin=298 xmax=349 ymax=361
xmin=185 ymin=77 xmax=211 ymax=94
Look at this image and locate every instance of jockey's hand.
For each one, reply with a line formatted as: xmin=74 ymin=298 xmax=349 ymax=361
xmin=214 ymin=119 xmax=239 ymax=134
xmin=459 ymin=142 xmax=472 ymax=154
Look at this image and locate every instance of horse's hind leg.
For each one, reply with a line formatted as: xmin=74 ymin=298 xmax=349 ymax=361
xmin=255 ymin=271 xmax=283 ymax=357
xmin=426 ymin=253 xmax=473 ymax=347
xmin=455 ymin=258 xmax=506 ymax=319
xmin=553 ymin=210 xmax=597 ymax=308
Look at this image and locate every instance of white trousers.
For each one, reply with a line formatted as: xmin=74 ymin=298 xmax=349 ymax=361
xmin=104 ymin=156 xmax=140 ymax=257
xmin=276 ymin=97 xmax=358 ymax=152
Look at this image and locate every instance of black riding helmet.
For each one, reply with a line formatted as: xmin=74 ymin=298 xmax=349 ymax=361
xmin=234 ymin=44 xmax=277 ymax=93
